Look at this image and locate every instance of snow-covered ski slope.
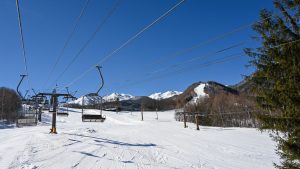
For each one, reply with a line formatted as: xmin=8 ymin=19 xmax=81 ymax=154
xmin=0 ymin=109 xmax=279 ymax=169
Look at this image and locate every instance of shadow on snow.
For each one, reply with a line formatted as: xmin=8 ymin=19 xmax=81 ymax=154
xmin=65 ymin=133 xmax=157 ymax=147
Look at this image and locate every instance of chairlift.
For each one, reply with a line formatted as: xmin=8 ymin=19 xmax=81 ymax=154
xmin=82 ymin=65 xmax=106 ymax=122
xmin=42 ymin=97 xmax=50 ymax=110
xmin=71 ymin=90 xmax=78 ymax=100
xmin=57 ymin=97 xmax=69 ymax=116
xmin=42 ymin=104 xmax=50 ymax=111
xmin=57 ymin=106 xmax=69 ymax=116
xmin=16 ymin=75 xmax=37 ymax=127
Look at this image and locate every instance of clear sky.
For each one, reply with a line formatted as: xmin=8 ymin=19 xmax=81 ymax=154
xmin=0 ymin=0 xmax=274 ymax=97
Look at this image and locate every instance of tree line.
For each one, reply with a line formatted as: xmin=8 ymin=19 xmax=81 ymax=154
xmin=0 ymin=87 xmax=21 ymax=122
xmin=175 ymin=93 xmax=261 ymax=128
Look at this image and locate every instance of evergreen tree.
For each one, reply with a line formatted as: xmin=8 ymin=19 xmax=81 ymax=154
xmin=245 ymin=0 xmax=300 ymax=168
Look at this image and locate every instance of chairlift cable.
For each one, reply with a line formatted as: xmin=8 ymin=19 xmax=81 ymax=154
xmin=16 ymin=0 xmax=33 ymax=92
xmin=44 ymin=0 xmax=91 ymax=87
xmin=16 ymin=0 xmax=29 ymax=76
xmin=114 ymin=38 xmax=300 ymax=89
xmin=146 ymin=41 xmax=247 ymax=77
xmin=114 ymin=23 xmax=299 ymax=89
xmin=115 ymin=53 xmax=244 ymax=90
xmin=63 ymin=0 xmax=186 ymax=88
xmin=52 ymin=0 xmax=123 ymax=88
xmin=61 ymin=3 xmax=295 ymax=90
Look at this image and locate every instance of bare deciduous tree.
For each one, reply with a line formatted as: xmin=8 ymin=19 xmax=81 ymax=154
xmin=0 ymin=87 xmax=21 ymax=122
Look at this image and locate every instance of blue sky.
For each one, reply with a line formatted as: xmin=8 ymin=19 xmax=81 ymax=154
xmin=0 ymin=0 xmax=274 ymax=97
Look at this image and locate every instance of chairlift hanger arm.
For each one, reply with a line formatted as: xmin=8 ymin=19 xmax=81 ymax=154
xmin=31 ymin=88 xmax=37 ymax=95
xmin=16 ymin=74 xmax=27 ymax=98
xmin=64 ymin=87 xmax=70 ymax=101
xmin=63 ymin=87 xmax=77 ymax=100
xmin=24 ymin=90 xmax=29 ymax=98
xmin=65 ymin=87 xmax=69 ymax=95
xmin=95 ymin=65 xmax=104 ymax=95
xmin=69 ymin=90 xmax=78 ymax=100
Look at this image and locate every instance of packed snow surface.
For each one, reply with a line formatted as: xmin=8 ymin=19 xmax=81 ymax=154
xmin=0 ymin=109 xmax=279 ymax=169
xmin=149 ymin=91 xmax=182 ymax=100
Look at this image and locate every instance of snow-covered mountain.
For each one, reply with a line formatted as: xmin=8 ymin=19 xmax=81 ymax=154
xmin=69 ymin=93 xmax=134 ymax=105
xmin=68 ymin=81 xmax=239 ymax=106
xmin=102 ymin=93 xmax=134 ymax=102
xmin=68 ymin=94 xmax=101 ymax=106
xmin=149 ymin=91 xmax=182 ymax=100
xmin=177 ymin=81 xmax=239 ymax=104
xmin=190 ymin=83 xmax=209 ymax=103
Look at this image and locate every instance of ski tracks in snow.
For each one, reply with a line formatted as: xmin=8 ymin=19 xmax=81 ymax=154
xmin=1 ymin=110 xmax=279 ymax=169
xmin=8 ymin=134 xmax=40 ymax=169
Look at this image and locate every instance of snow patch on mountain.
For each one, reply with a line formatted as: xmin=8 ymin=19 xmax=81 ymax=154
xmin=68 ymin=95 xmax=101 ymax=105
xmin=103 ymin=93 xmax=134 ymax=102
xmin=149 ymin=91 xmax=182 ymax=100
xmin=191 ymin=83 xmax=208 ymax=103
xmin=194 ymin=83 xmax=207 ymax=97
xmin=69 ymin=93 xmax=134 ymax=105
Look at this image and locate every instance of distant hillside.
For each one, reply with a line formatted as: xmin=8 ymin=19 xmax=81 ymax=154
xmin=149 ymin=91 xmax=182 ymax=100
xmin=68 ymin=80 xmax=250 ymax=111
xmin=103 ymin=93 xmax=134 ymax=102
xmin=69 ymin=93 xmax=134 ymax=106
xmin=68 ymin=93 xmax=101 ymax=106
xmin=231 ymin=78 xmax=254 ymax=95
xmin=176 ymin=81 xmax=239 ymax=106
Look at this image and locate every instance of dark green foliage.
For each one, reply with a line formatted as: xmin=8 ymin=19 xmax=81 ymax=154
xmin=245 ymin=0 xmax=300 ymax=168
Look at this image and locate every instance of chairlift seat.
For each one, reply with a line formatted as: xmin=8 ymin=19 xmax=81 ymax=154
xmin=57 ymin=112 xmax=69 ymax=116
xmin=81 ymin=66 xmax=106 ymax=123
xmin=17 ymin=117 xmax=37 ymax=127
xmin=82 ymin=114 xmax=106 ymax=122
xmin=42 ymin=107 xmax=49 ymax=110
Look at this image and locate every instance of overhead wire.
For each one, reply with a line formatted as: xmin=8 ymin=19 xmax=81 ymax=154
xmin=116 ymin=24 xmax=299 ymax=87
xmin=146 ymin=41 xmax=247 ymax=76
xmin=114 ymin=53 xmax=244 ymax=90
xmin=61 ymin=1 xmax=297 ymax=90
xmin=51 ymin=0 xmax=123 ymax=88
xmin=62 ymin=0 xmax=186 ymax=89
xmin=146 ymin=14 xmax=277 ymax=67
xmin=119 ymin=14 xmax=287 ymax=83
xmin=43 ymin=0 xmax=91 ymax=87
xmin=113 ymin=38 xmax=300 ymax=90
xmin=97 ymin=0 xmax=186 ymax=65
xmin=15 ymin=0 xmax=32 ymax=93
xmin=16 ymin=0 xmax=28 ymax=76
xmin=63 ymin=1 xmax=274 ymax=89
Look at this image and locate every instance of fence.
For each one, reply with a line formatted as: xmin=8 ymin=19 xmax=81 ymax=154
xmin=174 ymin=110 xmax=259 ymax=128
